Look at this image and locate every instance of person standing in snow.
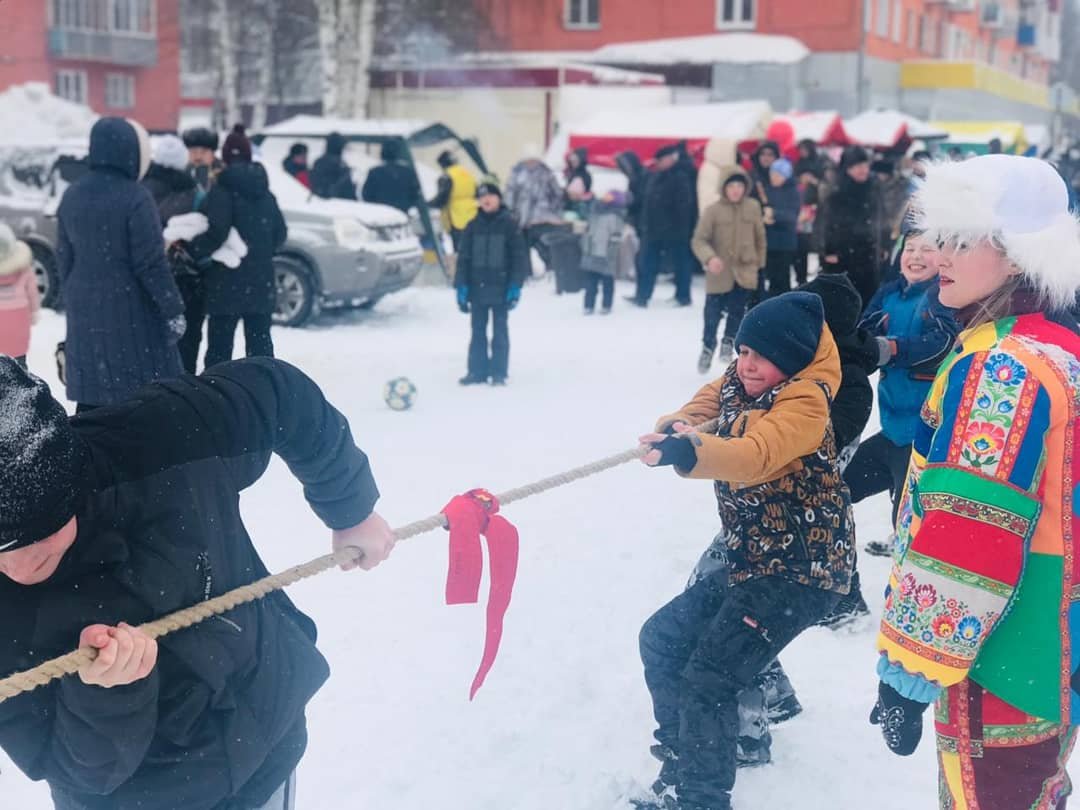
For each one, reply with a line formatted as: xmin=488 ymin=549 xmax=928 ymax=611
xmin=761 ymin=158 xmax=801 ymax=298
xmin=691 ymin=169 xmax=766 ymax=374
xmin=182 ymin=127 xmax=222 ymax=204
xmin=143 ymin=135 xmax=205 ymax=375
xmin=637 ymin=292 xmax=854 ymax=810
xmin=0 ymin=223 xmax=40 ymax=370
xmin=504 ymin=147 xmax=565 ymax=274
xmin=428 ymin=151 xmax=478 ymax=252
xmin=871 ymin=155 xmax=1080 ymax=806
xmin=186 ymin=125 xmax=287 ymax=368
xmin=632 ymin=145 xmax=697 ymax=308
xmin=310 ymin=132 xmax=357 ymax=201
xmin=816 ymin=146 xmax=886 ymax=308
xmin=0 ymin=355 xmax=395 ymax=810
xmin=361 ymin=140 xmax=421 ymax=214
xmin=564 ymin=147 xmax=592 ymax=195
xmin=454 ymin=182 xmax=529 ymax=386
xmin=58 ymin=117 xmax=186 ymax=412
xmin=282 ymin=143 xmax=311 ymax=190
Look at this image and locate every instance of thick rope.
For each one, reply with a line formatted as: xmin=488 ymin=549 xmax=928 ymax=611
xmin=0 ymin=443 xmax=658 ymax=703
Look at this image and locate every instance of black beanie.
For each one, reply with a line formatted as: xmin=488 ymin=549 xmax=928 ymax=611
xmin=476 ymin=181 xmax=502 ymax=199
xmin=222 ymin=124 xmax=252 ymax=165
xmin=799 ymin=272 xmax=863 ymax=338
xmin=0 ymin=359 xmax=87 ymax=552
xmin=735 ymin=292 xmax=824 ymax=377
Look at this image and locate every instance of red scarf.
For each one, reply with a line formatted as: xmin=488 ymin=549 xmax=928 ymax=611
xmin=442 ymin=490 xmax=520 ymax=699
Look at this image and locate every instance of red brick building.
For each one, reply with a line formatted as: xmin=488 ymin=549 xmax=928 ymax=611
xmin=0 ymin=0 xmax=181 ymax=130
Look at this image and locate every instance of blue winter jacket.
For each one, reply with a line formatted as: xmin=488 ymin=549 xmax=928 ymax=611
xmin=764 ymin=179 xmax=800 ymax=252
xmin=860 ymin=277 xmax=959 ymax=445
xmin=57 ymin=118 xmax=184 ymax=406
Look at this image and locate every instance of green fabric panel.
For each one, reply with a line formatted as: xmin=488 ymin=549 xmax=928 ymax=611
xmin=919 ymin=465 xmax=1040 ymax=520
xmin=972 ymin=552 xmax=1063 ymax=722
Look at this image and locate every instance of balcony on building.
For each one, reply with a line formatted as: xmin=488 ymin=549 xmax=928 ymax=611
xmin=48 ymin=0 xmax=158 ymax=67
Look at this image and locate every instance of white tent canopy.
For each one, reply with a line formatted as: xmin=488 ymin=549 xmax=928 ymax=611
xmin=591 ymin=34 xmax=809 ymax=66
xmin=568 ymin=100 xmax=773 ymax=142
xmin=259 ymin=115 xmax=434 ymax=139
xmin=844 ymin=110 xmax=949 ymax=149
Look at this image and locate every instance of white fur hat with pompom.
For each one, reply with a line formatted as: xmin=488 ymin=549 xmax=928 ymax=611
xmin=910 ymin=154 xmax=1080 ymax=309
xmin=0 ymin=223 xmax=31 ymax=277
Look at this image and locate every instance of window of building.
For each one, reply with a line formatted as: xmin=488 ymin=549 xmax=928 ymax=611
xmin=716 ymin=0 xmax=755 ymax=29
xmin=892 ymin=1 xmax=903 ymax=43
xmin=876 ymin=0 xmax=890 ymax=37
xmin=564 ymin=0 xmax=599 ymax=29
xmin=105 ymin=72 xmax=136 ymax=108
xmin=55 ymin=69 xmax=88 ymax=104
xmin=52 ymin=0 xmax=154 ymax=34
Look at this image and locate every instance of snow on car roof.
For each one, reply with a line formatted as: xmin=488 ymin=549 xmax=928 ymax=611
xmin=0 ymin=82 xmax=97 ymax=147
xmin=568 ymin=101 xmax=773 ymax=141
xmin=591 ymin=34 xmax=810 ymax=66
xmin=260 ymin=116 xmax=435 ymax=140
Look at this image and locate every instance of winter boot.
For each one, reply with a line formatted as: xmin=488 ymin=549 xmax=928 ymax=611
xmin=767 ymin=694 xmax=804 ymax=725
xmin=490 ymin=377 xmax=507 ymax=386
xmin=817 ymin=574 xmax=871 ymax=630
xmin=697 ymin=345 xmax=714 ymax=374
xmin=756 ymin=660 xmax=803 ymax=725
xmin=649 ymin=744 xmax=678 ymax=795
xmin=629 ymin=788 xmax=678 ymax=810
xmin=864 ymin=533 xmax=896 ymax=557
xmin=459 ymin=374 xmax=488 ymax=386
xmin=584 ymin=307 xmax=595 ymax=316
xmin=736 ymin=685 xmax=772 ymax=769
xmin=736 ymin=730 xmax=773 ymax=768
xmin=719 ymin=337 xmax=735 ymax=360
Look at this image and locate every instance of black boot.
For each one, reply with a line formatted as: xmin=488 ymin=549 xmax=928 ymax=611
xmin=459 ymin=374 xmax=488 ymax=386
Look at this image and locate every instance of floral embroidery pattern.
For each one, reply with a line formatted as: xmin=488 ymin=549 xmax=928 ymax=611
xmin=986 ymin=353 xmax=1026 ymax=386
xmin=955 ymin=352 xmax=1028 ymax=472
xmin=882 ymin=570 xmax=1000 ymax=660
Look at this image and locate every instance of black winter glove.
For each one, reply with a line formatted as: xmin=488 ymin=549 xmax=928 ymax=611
xmin=870 ymin=681 xmax=929 ymax=756
xmin=648 ymin=435 xmax=698 ymax=473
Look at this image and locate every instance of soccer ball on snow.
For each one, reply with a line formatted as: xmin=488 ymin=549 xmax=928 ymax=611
xmin=383 ymin=377 xmax=417 ymax=411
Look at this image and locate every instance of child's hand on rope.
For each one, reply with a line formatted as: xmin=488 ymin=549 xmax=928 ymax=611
xmin=639 ymin=422 xmax=696 ymax=468
xmin=77 ymin=623 xmax=158 ymax=688
xmin=333 ymin=511 xmax=396 ymax=572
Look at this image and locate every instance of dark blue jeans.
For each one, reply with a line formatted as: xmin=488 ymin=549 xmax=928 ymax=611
xmin=702 ymin=288 xmax=751 ymax=351
xmin=637 ymin=239 xmax=693 ymax=305
xmin=468 ymin=304 xmax=509 ymax=380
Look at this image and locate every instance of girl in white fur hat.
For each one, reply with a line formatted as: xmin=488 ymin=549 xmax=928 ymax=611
xmin=0 ymin=223 xmax=39 ymax=369
xmin=871 ymin=154 xmax=1080 ymax=807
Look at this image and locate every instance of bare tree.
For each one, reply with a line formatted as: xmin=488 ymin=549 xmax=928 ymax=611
xmin=215 ymin=0 xmax=240 ymax=126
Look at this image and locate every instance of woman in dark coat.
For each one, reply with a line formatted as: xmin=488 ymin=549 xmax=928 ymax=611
xmin=815 ymin=146 xmax=885 ymax=307
xmin=57 ymin=117 xmax=185 ymax=411
xmin=188 ymin=126 xmax=288 ymax=367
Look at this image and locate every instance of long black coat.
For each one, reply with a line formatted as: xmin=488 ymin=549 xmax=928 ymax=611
xmin=310 ymin=153 xmax=357 ymax=200
xmin=815 ymin=176 xmax=885 ymax=305
xmin=188 ymin=163 xmax=288 ymax=316
xmin=0 ymin=359 xmax=380 ymax=810
xmin=454 ymin=206 xmax=529 ymax=307
xmin=57 ymin=118 xmax=185 ymax=406
xmin=361 ymin=162 xmax=421 ymax=213
xmin=142 ymin=163 xmax=198 ymax=225
xmin=641 ymin=167 xmax=696 ymax=243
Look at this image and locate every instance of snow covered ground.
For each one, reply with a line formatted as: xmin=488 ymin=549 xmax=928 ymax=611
xmin=0 ymin=276 xmax=1014 ymax=809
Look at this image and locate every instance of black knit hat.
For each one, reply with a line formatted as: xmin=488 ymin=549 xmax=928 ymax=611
xmin=476 ymin=181 xmax=502 ymax=199
xmin=222 ymin=124 xmax=252 ymax=165
xmin=655 ymin=144 xmax=680 ymax=160
xmin=735 ymin=292 xmax=824 ymax=377
xmin=182 ymin=127 xmax=219 ymax=151
xmin=0 ymin=358 xmax=87 ymax=552
xmin=800 ymin=272 xmax=863 ymax=337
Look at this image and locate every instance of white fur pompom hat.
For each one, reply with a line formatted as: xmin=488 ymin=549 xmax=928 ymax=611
xmin=911 ymin=154 xmax=1080 ymax=310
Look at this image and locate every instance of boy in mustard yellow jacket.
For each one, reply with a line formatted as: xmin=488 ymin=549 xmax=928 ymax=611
xmin=635 ymin=292 xmax=856 ymax=810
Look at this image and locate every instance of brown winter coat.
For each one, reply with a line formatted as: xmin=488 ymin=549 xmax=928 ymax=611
xmin=654 ymin=326 xmax=855 ymax=594
xmin=691 ymin=169 xmax=767 ymax=295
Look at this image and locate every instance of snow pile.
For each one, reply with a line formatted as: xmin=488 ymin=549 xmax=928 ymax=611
xmin=0 ymin=83 xmax=97 ymax=148
xmin=592 ymin=33 xmax=810 ymax=66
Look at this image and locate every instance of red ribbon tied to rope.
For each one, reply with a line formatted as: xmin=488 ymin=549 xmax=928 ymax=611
xmin=442 ymin=489 xmax=520 ymax=700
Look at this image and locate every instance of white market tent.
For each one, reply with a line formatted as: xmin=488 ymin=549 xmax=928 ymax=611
xmin=844 ymin=110 xmax=949 ymax=151
xmin=772 ymin=111 xmax=849 ymax=146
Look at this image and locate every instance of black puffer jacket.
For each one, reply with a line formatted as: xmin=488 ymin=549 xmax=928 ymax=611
xmin=57 ymin=117 xmax=185 ymax=406
xmin=800 ymin=273 xmax=878 ymax=450
xmin=0 ymin=359 xmax=379 ymax=810
xmin=188 ymin=163 xmax=288 ymax=316
xmin=310 ymin=135 xmax=357 ymax=200
xmin=454 ymin=206 xmax=529 ymax=307
xmin=143 ymin=164 xmax=198 ymax=224
xmin=641 ymin=166 xmax=695 ymax=243
xmin=361 ymin=144 xmax=421 ymax=213
xmin=616 ymin=151 xmax=647 ymax=232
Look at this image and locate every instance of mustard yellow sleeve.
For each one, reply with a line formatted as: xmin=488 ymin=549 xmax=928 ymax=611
xmin=681 ymin=380 xmax=830 ymax=483
xmin=655 ymin=379 xmax=724 ymax=432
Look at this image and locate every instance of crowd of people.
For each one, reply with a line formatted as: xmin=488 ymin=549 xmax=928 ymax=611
xmin=3 ymin=114 xmax=1080 ymax=810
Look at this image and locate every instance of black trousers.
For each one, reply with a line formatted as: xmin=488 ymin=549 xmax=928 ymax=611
xmin=793 ymin=233 xmax=812 ymax=285
xmin=843 ymin=431 xmax=913 ymax=525
xmin=176 ymin=274 xmax=207 ymax=375
xmin=468 ymin=304 xmax=509 ymax=380
xmin=763 ymin=249 xmax=795 ymax=298
xmin=702 ymin=288 xmax=751 ymax=351
xmin=637 ymin=239 xmax=693 ymax=305
xmin=204 ymin=313 xmax=274 ymax=370
xmin=640 ymin=574 xmax=838 ymax=809
xmin=584 ymin=272 xmax=615 ymax=311
xmin=524 ymin=223 xmax=563 ymax=271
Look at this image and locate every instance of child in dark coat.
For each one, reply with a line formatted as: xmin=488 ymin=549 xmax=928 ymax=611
xmin=636 ymin=292 xmax=855 ymax=810
xmin=455 ymin=182 xmax=529 ymax=386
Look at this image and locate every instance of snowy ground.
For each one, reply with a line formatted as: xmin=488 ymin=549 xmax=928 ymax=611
xmin=3 ymin=275 xmax=990 ymax=808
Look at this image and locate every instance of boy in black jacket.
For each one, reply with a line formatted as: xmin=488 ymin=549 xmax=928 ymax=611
xmin=455 ymin=182 xmax=529 ymax=386
xmin=0 ymin=357 xmax=395 ymax=810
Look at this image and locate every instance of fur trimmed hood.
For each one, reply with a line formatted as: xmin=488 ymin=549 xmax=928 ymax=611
xmin=910 ymin=154 xmax=1080 ymax=309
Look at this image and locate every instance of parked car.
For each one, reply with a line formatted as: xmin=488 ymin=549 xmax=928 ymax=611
xmin=0 ymin=152 xmax=423 ymax=327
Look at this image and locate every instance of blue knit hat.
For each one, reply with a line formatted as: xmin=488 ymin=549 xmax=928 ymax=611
xmin=735 ymin=292 xmax=824 ymax=376
xmin=770 ymin=158 xmax=793 ymax=180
